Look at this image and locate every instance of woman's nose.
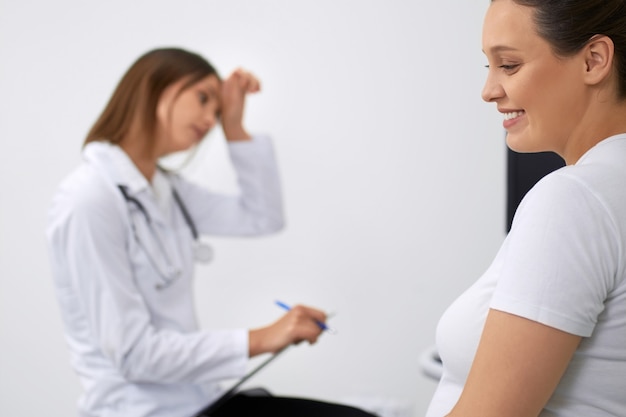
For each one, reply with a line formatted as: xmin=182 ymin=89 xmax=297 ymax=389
xmin=202 ymin=110 xmax=217 ymax=130
xmin=481 ymin=71 xmax=504 ymax=103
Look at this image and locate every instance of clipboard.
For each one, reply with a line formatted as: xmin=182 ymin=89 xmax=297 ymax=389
xmin=194 ymin=347 xmax=288 ymax=416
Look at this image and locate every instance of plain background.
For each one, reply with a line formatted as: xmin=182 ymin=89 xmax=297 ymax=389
xmin=0 ymin=1 xmax=506 ymax=416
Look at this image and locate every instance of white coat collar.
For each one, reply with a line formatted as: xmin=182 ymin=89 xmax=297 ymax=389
xmin=83 ymin=141 xmax=171 ymax=224
xmin=83 ymin=141 xmax=151 ymax=194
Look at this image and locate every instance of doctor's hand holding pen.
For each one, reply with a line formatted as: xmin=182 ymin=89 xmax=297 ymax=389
xmin=248 ymin=303 xmax=329 ymax=356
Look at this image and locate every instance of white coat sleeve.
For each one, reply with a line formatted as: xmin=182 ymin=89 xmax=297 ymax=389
xmin=174 ymin=135 xmax=285 ymax=236
xmin=46 ymin=173 xmax=247 ymax=384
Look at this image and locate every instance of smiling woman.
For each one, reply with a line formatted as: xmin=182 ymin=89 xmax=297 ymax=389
xmin=426 ymin=1 xmax=626 ymax=416
xmin=481 ymin=2 xmax=594 ymax=161
xmin=46 ymin=47 xmax=377 ymax=417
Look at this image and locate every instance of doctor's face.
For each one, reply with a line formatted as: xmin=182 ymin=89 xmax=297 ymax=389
xmin=156 ymin=74 xmax=221 ymax=156
xmin=481 ymin=0 xmax=588 ymax=156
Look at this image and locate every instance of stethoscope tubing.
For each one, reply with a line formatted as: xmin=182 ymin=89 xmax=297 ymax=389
xmin=117 ymin=184 xmax=210 ymax=289
xmin=118 ymin=185 xmax=198 ymax=238
xmin=171 ymin=188 xmax=199 ymax=240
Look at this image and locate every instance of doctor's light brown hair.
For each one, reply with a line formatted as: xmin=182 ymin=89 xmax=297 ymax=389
xmin=84 ymin=47 xmax=219 ymax=147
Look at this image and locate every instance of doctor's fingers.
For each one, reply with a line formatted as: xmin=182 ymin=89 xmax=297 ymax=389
xmin=283 ymin=320 xmax=323 ymax=347
xmin=222 ymin=68 xmax=260 ymax=101
xmin=231 ymin=68 xmax=261 ymax=93
xmin=288 ymin=304 xmax=328 ymax=327
xmin=219 ymin=71 xmax=254 ymax=131
xmin=251 ymin=314 xmax=319 ymax=353
xmin=282 ymin=307 xmax=325 ymax=343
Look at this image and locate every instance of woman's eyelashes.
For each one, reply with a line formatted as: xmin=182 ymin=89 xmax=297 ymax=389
xmin=499 ymin=63 xmax=520 ymax=72
xmin=198 ymin=91 xmax=209 ymax=105
xmin=484 ymin=63 xmax=521 ymax=74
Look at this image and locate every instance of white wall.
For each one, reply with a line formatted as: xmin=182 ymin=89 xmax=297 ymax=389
xmin=0 ymin=1 xmax=505 ymax=416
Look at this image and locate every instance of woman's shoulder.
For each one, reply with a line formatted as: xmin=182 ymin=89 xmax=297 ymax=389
xmin=526 ymin=159 xmax=626 ymax=210
xmin=49 ymin=162 xmax=125 ymax=228
xmin=513 ymin=162 xmax=626 ymax=263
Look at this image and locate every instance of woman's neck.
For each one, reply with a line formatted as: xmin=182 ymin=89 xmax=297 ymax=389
xmin=119 ymin=132 xmax=158 ymax=182
xmin=562 ymin=99 xmax=626 ymax=165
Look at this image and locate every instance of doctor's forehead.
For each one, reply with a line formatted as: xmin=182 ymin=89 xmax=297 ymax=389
xmin=193 ymin=75 xmax=220 ymax=89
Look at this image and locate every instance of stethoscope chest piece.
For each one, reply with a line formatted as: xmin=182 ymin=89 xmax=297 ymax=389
xmin=194 ymin=241 xmax=214 ymax=263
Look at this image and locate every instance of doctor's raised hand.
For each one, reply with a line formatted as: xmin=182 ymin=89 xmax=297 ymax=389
xmin=220 ymin=68 xmax=260 ymax=141
xmin=46 ymin=47 xmax=374 ymax=417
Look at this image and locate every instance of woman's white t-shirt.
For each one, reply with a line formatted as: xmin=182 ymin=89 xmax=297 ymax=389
xmin=426 ymin=134 xmax=626 ymax=417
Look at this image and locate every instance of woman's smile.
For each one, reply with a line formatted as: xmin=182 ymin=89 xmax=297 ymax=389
xmin=502 ymin=110 xmax=525 ymax=129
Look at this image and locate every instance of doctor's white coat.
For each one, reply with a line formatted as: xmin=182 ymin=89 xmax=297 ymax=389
xmin=46 ymin=136 xmax=284 ymax=417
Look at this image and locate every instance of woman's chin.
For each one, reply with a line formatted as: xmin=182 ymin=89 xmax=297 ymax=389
xmin=505 ymin=133 xmax=546 ymax=154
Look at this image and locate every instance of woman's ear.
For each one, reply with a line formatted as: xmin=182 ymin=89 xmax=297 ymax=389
xmin=583 ymin=35 xmax=615 ymax=86
xmin=156 ymin=84 xmax=175 ymax=124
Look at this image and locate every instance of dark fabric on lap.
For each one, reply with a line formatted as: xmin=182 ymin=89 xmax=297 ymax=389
xmin=199 ymin=394 xmax=378 ymax=417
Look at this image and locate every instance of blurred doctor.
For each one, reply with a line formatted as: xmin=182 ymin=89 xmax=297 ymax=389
xmin=47 ymin=48 xmax=372 ymax=417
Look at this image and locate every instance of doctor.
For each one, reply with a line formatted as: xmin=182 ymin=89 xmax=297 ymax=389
xmin=47 ymin=48 xmax=373 ymax=417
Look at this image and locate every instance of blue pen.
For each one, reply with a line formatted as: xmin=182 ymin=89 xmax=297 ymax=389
xmin=275 ymin=300 xmax=335 ymax=333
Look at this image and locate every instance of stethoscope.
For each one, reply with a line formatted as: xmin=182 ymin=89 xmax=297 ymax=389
xmin=118 ymin=185 xmax=213 ymax=290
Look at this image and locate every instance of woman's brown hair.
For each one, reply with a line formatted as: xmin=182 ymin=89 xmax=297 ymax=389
xmin=504 ymin=0 xmax=626 ymax=98
xmin=84 ymin=47 xmax=219 ymax=146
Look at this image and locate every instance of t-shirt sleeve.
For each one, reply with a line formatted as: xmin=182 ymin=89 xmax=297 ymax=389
xmin=490 ymin=171 xmax=619 ymax=337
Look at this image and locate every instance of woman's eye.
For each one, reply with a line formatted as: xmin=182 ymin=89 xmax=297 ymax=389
xmin=198 ymin=92 xmax=209 ymax=105
xmin=499 ymin=64 xmax=520 ymax=72
xmin=484 ymin=64 xmax=520 ymax=72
